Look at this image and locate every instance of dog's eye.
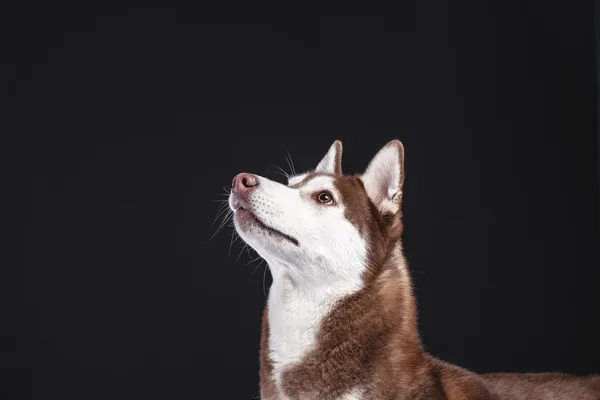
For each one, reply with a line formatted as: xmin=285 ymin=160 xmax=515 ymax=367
xmin=316 ymin=191 xmax=334 ymax=205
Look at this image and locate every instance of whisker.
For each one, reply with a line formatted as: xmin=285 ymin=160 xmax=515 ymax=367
xmin=214 ymin=200 xmax=230 ymax=213
xmin=236 ymin=243 xmax=249 ymax=261
xmin=229 ymin=230 xmax=241 ymax=256
xmin=272 ymin=164 xmax=290 ymax=180
xmin=228 ymin=232 xmax=235 ymax=256
xmin=284 ymin=154 xmax=293 ymax=176
xmin=262 ymin=261 xmax=268 ymax=297
xmin=207 ymin=209 xmax=233 ymax=242
xmin=285 ymin=151 xmax=296 ymax=176
xmin=214 ymin=209 xmax=232 ymax=231
xmin=248 ymin=255 xmax=263 ymax=269
xmin=212 ymin=204 xmax=230 ymax=226
xmin=273 ymin=170 xmax=289 ymax=180
xmin=213 ymin=202 xmax=228 ymax=216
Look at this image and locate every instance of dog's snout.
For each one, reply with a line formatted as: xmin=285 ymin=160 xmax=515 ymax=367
xmin=232 ymin=173 xmax=259 ymax=193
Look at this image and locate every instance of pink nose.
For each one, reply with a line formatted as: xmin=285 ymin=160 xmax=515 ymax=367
xmin=232 ymin=173 xmax=259 ymax=193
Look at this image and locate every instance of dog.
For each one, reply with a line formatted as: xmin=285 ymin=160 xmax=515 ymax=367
xmin=228 ymin=140 xmax=600 ymax=399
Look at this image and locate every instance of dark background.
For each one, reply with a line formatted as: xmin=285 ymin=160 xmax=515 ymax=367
xmin=8 ymin=2 xmax=600 ymax=399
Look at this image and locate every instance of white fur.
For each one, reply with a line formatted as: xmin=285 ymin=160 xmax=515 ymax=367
xmin=361 ymin=140 xmax=404 ymax=214
xmin=267 ymin=271 xmax=364 ymax=399
xmin=314 ymin=140 xmax=341 ymax=174
xmin=230 ymin=177 xmax=367 ymax=398
xmin=230 ymin=174 xmax=367 ymax=289
xmin=287 ymin=172 xmax=309 ymax=187
xmin=230 ymin=141 xmax=402 ymax=399
xmin=231 ymin=173 xmax=367 ymax=398
xmin=340 ymin=388 xmax=366 ymax=400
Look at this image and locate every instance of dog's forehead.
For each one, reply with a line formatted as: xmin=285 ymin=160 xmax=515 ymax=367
xmin=287 ymin=173 xmax=309 ymax=187
xmin=300 ymin=175 xmax=336 ymax=192
xmin=287 ymin=173 xmax=367 ymax=197
xmin=287 ymin=172 xmax=335 ymax=189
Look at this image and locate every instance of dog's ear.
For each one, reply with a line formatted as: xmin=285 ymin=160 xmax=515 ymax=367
xmin=315 ymin=140 xmax=343 ymax=175
xmin=361 ymin=140 xmax=405 ymax=214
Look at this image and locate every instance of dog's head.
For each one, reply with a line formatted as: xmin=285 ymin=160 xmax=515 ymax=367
xmin=229 ymin=140 xmax=405 ymax=288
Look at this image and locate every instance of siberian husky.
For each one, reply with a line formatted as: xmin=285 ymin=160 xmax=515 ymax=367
xmin=227 ymin=140 xmax=599 ymax=399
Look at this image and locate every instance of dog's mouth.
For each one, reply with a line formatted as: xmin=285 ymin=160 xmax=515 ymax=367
xmin=236 ymin=207 xmax=299 ymax=246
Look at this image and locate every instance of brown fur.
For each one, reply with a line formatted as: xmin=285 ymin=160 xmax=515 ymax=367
xmin=256 ymin=148 xmax=599 ymax=399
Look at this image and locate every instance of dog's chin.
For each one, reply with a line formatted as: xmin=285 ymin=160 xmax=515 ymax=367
xmin=234 ymin=209 xmax=299 ymax=248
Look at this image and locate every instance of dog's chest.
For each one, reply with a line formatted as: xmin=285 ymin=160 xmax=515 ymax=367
xmin=267 ymin=281 xmax=331 ymax=371
xmin=264 ymin=276 xmax=368 ymax=399
xmin=265 ymin=280 xmax=339 ymax=397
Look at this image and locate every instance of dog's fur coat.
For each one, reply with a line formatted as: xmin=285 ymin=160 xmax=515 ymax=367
xmin=228 ymin=140 xmax=599 ymax=399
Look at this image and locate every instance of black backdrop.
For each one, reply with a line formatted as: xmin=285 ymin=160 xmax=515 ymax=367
xmin=9 ymin=3 xmax=600 ymax=399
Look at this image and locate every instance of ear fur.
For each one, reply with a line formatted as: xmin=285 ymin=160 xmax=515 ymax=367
xmin=315 ymin=140 xmax=343 ymax=175
xmin=361 ymin=140 xmax=405 ymax=214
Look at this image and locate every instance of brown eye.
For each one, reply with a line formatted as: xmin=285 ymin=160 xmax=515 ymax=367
xmin=316 ymin=191 xmax=334 ymax=204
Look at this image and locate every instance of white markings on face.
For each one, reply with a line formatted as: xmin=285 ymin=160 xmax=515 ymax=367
xmin=229 ymin=171 xmax=369 ymax=396
xmin=229 ymin=140 xmax=411 ymax=399
xmin=230 ymin=173 xmax=368 ymax=289
xmin=287 ymin=172 xmax=308 ymax=187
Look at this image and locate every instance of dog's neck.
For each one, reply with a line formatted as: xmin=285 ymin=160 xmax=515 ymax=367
xmin=268 ymin=256 xmax=365 ymax=300
xmin=262 ymin=244 xmax=424 ymax=399
xmin=265 ymin=257 xmax=363 ymax=369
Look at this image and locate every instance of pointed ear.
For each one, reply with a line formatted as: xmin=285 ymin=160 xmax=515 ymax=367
xmin=361 ymin=140 xmax=405 ymax=214
xmin=314 ymin=140 xmax=343 ymax=175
